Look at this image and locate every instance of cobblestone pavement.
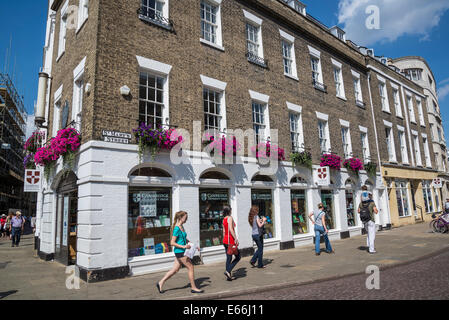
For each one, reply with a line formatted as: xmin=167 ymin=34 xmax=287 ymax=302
xmin=1 ymin=223 xmax=448 ymax=300
xmin=225 ymin=249 xmax=449 ymax=300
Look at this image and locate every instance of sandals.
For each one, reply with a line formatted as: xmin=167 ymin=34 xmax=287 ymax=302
xmin=224 ymin=271 xmax=233 ymax=281
xmin=156 ymin=283 xmax=164 ymax=294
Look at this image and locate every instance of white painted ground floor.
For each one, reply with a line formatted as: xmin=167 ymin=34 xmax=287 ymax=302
xmin=34 ymin=141 xmax=391 ymax=281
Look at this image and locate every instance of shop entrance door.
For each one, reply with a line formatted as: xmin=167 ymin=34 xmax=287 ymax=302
xmin=55 ymin=172 xmax=78 ymax=266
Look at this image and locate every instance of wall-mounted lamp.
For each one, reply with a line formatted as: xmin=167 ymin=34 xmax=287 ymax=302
xmin=120 ymin=85 xmax=131 ymax=96
xmin=85 ymin=83 xmax=92 ymax=94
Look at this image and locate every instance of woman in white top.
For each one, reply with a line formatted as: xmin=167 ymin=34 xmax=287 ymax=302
xmin=248 ymin=205 xmax=267 ymax=268
xmin=308 ymin=203 xmax=334 ymax=256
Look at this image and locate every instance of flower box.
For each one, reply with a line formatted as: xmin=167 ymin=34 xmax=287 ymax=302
xmin=343 ymin=157 xmax=364 ymax=174
xmin=203 ymin=133 xmax=241 ymax=158
xmin=364 ymin=162 xmax=377 ymax=176
xmin=290 ymin=151 xmax=312 ymax=169
xmin=320 ymin=154 xmax=342 ymax=170
xmin=251 ymin=142 xmax=285 ymax=161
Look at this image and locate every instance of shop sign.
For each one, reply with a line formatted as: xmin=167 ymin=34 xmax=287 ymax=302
xmin=251 ymin=192 xmax=272 ymax=201
xmin=291 ymin=192 xmax=306 ymax=200
xmin=432 ymin=178 xmax=443 ymax=188
xmin=133 ymin=192 xmax=169 ymax=203
xmin=200 ymin=193 xmax=229 ymax=202
xmin=314 ymin=166 xmax=330 ymax=186
xmin=102 ymin=130 xmax=132 ymax=144
xmin=24 ymin=169 xmax=41 ymax=192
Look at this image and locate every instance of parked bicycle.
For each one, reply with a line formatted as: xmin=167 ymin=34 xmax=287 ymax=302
xmin=430 ymin=212 xmax=449 ymax=233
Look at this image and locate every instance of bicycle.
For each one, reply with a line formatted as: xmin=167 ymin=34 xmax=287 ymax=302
xmin=430 ymin=212 xmax=449 ymax=233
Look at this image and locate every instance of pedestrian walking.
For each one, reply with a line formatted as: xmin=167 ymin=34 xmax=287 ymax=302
xmin=248 ymin=205 xmax=267 ymax=268
xmin=31 ymin=215 xmax=36 ymax=233
xmin=222 ymin=205 xmax=241 ymax=280
xmin=10 ymin=211 xmax=25 ymax=247
xmin=5 ymin=212 xmax=13 ymax=240
xmin=358 ymin=186 xmax=378 ymax=254
xmin=0 ymin=214 xmax=6 ymax=239
xmin=156 ymin=211 xmax=203 ymax=294
xmin=309 ymin=203 xmax=334 ymax=256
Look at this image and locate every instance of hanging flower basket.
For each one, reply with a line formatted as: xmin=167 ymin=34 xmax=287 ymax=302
xmin=364 ymin=161 xmax=377 ymax=177
xmin=320 ymin=154 xmax=342 ymax=170
xmin=290 ymin=151 xmax=312 ymax=169
xmin=34 ymin=128 xmax=81 ymax=181
xmin=203 ymin=133 xmax=241 ymax=158
xmin=23 ymin=131 xmax=45 ymax=169
xmin=133 ymin=123 xmax=183 ymax=162
xmin=343 ymin=157 xmax=364 ymax=175
xmin=251 ymin=142 xmax=285 ymax=161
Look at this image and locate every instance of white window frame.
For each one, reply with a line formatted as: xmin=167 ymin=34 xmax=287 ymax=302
xmin=76 ymin=0 xmax=89 ymax=33
xmin=422 ymin=134 xmax=431 ymax=168
xmin=359 ymin=126 xmax=370 ymax=163
xmin=351 ymin=70 xmax=363 ymax=105
xmin=422 ymin=181 xmax=434 ymax=213
xmin=340 ymin=119 xmax=352 ymax=159
xmin=243 ymin=10 xmax=263 ymax=59
xmin=249 ymin=90 xmax=270 ymax=145
xmin=377 ymin=76 xmax=390 ymax=113
xmin=53 ymin=85 xmax=63 ymax=138
xmin=397 ymin=126 xmax=409 ymax=164
xmin=72 ymin=57 xmax=86 ymax=132
xmin=316 ymin=112 xmax=330 ymax=154
xmin=200 ymin=0 xmax=224 ymax=51
xmin=412 ymin=131 xmax=422 ymax=167
xmin=57 ymin=0 xmax=69 ymax=61
xmin=416 ymin=97 xmax=425 ymax=127
xmin=332 ymin=59 xmax=346 ymax=100
xmin=201 ymin=75 xmax=227 ymax=132
xmin=309 ymin=46 xmax=324 ymax=88
xmin=279 ymin=30 xmax=298 ymax=80
xmin=287 ymin=102 xmax=304 ymax=153
xmin=384 ymin=121 xmax=396 ymax=162
xmin=391 ymin=84 xmax=402 ymax=118
xmin=136 ymin=56 xmax=172 ymax=126
xmin=406 ymin=93 xmax=416 ymax=124
xmin=395 ymin=181 xmax=411 ymax=217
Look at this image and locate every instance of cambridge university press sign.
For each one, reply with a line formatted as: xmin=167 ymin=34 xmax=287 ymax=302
xmin=24 ymin=169 xmax=41 ymax=192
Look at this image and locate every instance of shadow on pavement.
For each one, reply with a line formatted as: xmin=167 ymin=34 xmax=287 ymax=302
xmin=0 ymin=290 xmax=18 ymax=299
xmin=358 ymin=246 xmax=369 ymax=251
xmin=160 ymin=277 xmax=211 ymax=293
xmin=232 ymin=267 xmax=247 ymax=279
xmin=0 ymin=261 xmax=11 ymax=269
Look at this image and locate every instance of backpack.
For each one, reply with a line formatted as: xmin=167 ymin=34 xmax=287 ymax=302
xmin=359 ymin=202 xmax=372 ymax=223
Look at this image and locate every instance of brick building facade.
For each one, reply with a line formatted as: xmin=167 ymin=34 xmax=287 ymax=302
xmin=33 ymin=0 xmax=439 ymax=281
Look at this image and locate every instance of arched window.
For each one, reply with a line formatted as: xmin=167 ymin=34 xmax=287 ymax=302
xmin=251 ymin=174 xmax=274 ymax=182
xmin=130 ymin=167 xmax=171 ymax=177
xmin=291 ymin=176 xmax=307 ymax=184
xmin=200 ymin=171 xmax=230 ymax=180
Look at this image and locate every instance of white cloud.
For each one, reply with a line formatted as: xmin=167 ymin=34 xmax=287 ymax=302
xmin=338 ymin=0 xmax=449 ymax=46
xmin=438 ymin=79 xmax=449 ymax=101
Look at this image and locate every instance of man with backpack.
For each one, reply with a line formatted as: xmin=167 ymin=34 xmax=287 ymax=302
xmin=358 ymin=185 xmax=378 ymax=254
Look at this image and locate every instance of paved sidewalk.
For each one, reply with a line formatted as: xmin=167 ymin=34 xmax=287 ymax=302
xmin=0 ymin=223 xmax=448 ymax=300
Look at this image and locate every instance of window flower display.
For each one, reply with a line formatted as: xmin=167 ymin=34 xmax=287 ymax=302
xmin=251 ymin=142 xmax=285 ymax=161
xmin=133 ymin=123 xmax=183 ymax=161
xmin=343 ymin=157 xmax=364 ymax=174
xmin=320 ymin=154 xmax=342 ymax=170
xmin=290 ymin=150 xmax=312 ymax=169
xmin=203 ymin=133 xmax=241 ymax=157
xmin=23 ymin=131 xmax=45 ymax=169
xmin=364 ymin=161 xmax=377 ymax=176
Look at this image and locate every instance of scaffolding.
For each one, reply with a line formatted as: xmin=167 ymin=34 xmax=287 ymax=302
xmin=0 ymin=72 xmax=29 ymax=215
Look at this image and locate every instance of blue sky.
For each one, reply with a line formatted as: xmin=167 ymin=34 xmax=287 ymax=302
xmin=1 ymin=0 xmax=449 ymax=139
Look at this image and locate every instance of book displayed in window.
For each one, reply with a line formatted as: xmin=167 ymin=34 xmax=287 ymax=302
xmin=346 ymin=191 xmax=356 ymax=227
xmin=199 ymin=189 xmax=229 ymax=248
xmin=128 ymin=189 xmax=172 ymax=257
xmin=291 ymin=190 xmax=308 ymax=235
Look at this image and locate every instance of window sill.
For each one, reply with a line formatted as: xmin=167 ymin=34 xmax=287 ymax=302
xmin=284 ymin=73 xmax=299 ymax=81
xmin=138 ymin=14 xmax=173 ymax=31
xmin=356 ymin=100 xmax=365 ymax=108
xmin=410 ymin=121 xmax=417 ymax=125
xmin=200 ymin=38 xmax=225 ymax=52
xmin=382 ymin=109 xmax=391 ymax=115
xmin=399 ymin=215 xmax=413 ymax=219
xmin=336 ymin=95 xmax=347 ymax=101
xmin=76 ymin=17 xmax=88 ymax=35
xmin=396 ymin=115 xmax=404 ymax=120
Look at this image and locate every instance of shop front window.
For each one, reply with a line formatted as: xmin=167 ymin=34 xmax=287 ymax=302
xmin=346 ymin=190 xmax=356 ymax=227
xmin=128 ymin=188 xmax=172 ymax=258
xmin=251 ymin=189 xmax=275 ymax=239
xmin=320 ymin=190 xmax=335 ymax=229
xmin=291 ymin=190 xmax=308 ymax=235
xmin=422 ymin=181 xmax=434 ymax=213
xmin=199 ymin=189 xmax=229 ymax=248
xmin=395 ymin=181 xmax=410 ymax=217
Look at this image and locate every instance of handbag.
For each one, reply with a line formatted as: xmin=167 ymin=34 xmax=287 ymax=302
xmin=226 ymin=218 xmax=239 ymax=256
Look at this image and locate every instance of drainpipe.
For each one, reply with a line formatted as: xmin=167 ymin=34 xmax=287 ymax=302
xmin=367 ymin=70 xmax=391 ymax=227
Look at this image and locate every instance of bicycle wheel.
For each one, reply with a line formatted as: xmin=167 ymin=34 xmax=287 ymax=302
xmin=430 ymin=220 xmax=438 ymax=233
xmin=435 ymin=220 xmax=447 ymax=233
